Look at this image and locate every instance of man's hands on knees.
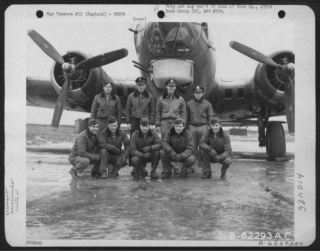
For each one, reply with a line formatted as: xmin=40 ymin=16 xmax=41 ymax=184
xmin=209 ymin=148 xmax=217 ymax=157
xmin=171 ymin=152 xmax=182 ymax=162
xmin=109 ymin=145 xmax=121 ymax=155
xmin=213 ymin=155 xmax=222 ymax=162
xmin=141 ymin=146 xmax=152 ymax=153
xmin=116 ymin=155 xmax=127 ymax=167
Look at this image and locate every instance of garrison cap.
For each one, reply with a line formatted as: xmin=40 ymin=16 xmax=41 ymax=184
xmin=211 ymin=117 xmax=221 ymax=125
xmin=174 ymin=118 xmax=186 ymax=125
xmin=88 ymin=119 xmax=98 ymax=127
xmin=140 ymin=117 xmax=150 ymax=126
xmin=193 ymin=85 xmax=204 ymax=93
xmin=135 ymin=77 xmax=147 ymax=85
xmin=108 ymin=116 xmax=118 ymax=124
xmin=165 ymin=78 xmax=178 ymax=85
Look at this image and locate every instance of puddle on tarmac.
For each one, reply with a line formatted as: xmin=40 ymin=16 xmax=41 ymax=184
xmin=27 ymin=155 xmax=294 ymax=241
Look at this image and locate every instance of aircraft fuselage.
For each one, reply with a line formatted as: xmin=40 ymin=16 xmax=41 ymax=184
xmin=134 ymin=22 xmax=216 ymax=104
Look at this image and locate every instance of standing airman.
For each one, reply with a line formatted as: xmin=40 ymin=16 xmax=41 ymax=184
xmin=155 ymin=78 xmax=187 ymax=138
xmin=91 ymin=81 xmax=122 ymax=138
xmin=186 ymin=86 xmax=214 ymax=170
xmin=126 ymin=77 xmax=155 ymax=136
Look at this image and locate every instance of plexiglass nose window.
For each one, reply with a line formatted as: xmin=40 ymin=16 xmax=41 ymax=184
xmin=144 ymin=22 xmax=201 ymax=57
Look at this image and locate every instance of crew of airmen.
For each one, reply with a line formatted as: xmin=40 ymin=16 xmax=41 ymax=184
xmin=69 ymin=77 xmax=232 ymax=181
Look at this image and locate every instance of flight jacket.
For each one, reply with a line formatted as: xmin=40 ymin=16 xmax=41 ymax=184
xmin=129 ymin=129 xmax=161 ymax=158
xmin=155 ymin=92 xmax=187 ymax=126
xmin=99 ymin=127 xmax=130 ymax=158
xmin=69 ymin=128 xmax=99 ymax=160
xmin=126 ymin=89 xmax=156 ymax=124
xmin=187 ymin=97 xmax=214 ymax=127
xmin=90 ymin=92 xmax=122 ymax=124
xmin=199 ymin=128 xmax=232 ymax=160
xmin=161 ymin=127 xmax=194 ymax=160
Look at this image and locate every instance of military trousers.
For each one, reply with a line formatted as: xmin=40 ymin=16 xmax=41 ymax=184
xmin=68 ymin=155 xmax=99 ymax=173
xmin=200 ymin=149 xmax=232 ymax=174
xmin=189 ymin=124 xmax=208 ymax=166
xmin=99 ymin=149 xmax=127 ymax=173
xmin=96 ymin=118 xmax=109 ymax=139
xmin=129 ymin=118 xmax=141 ymax=137
xmin=131 ymin=150 xmax=160 ymax=171
xmin=160 ymin=150 xmax=195 ymax=174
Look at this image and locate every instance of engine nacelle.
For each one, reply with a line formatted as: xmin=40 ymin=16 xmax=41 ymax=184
xmin=252 ymin=50 xmax=294 ymax=110
xmin=50 ymin=51 xmax=109 ymax=105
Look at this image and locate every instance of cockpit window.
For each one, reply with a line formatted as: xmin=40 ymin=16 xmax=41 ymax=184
xmin=143 ymin=22 xmax=201 ymax=57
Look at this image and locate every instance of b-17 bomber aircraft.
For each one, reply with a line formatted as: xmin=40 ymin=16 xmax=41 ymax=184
xmin=27 ymin=22 xmax=295 ymax=160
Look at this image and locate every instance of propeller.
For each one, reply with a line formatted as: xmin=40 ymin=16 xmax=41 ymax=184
xmin=229 ymin=41 xmax=295 ymax=133
xmin=229 ymin=41 xmax=284 ymax=69
xmin=28 ymin=29 xmax=128 ymax=130
xmin=284 ymin=75 xmax=295 ymax=133
xmin=27 ymin=30 xmax=64 ymax=64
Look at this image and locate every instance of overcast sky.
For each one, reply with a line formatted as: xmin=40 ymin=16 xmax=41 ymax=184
xmin=26 ymin=20 xmax=294 ymax=125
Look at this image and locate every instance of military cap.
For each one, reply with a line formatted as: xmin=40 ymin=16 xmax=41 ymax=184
xmin=193 ymin=85 xmax=204 ymax=93
xmin=211 ymin=117 xmax=221 ymax=125
xmin=174 ymin=118 xmax=186 ymax=125
xmin=108 ymin=116 xmax=118 ymax=124
xmin=140 ymin=117 xmax=150 ymax=126
xmin=165 ymin=78 xmax=178 ymax=85
xmin=88 ymin=119 xmax=98 ymax=127
xmin=135 ymin=77 xmax=147 ymax=84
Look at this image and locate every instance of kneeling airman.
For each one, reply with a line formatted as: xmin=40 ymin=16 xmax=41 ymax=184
xmin=161 ymin=118 xmax=196 ymax=178
xmin=129 ymin=118 xmax=161 ymax=179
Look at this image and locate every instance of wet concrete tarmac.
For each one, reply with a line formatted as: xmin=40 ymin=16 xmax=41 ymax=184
xmin=26 ymin=142 xmax=295 ymax=242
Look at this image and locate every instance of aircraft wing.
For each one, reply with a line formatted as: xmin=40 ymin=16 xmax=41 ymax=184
xmin=27 ymin=77 xmax=88 ymax=112
xmin=26 ymin=77 xmax=137 ymax=115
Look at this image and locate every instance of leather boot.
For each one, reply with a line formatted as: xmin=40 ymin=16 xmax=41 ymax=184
xmin=101 ymin=170 xmax=107 ymax=179
xmin=173 ymin=162 xmax=180 ymax=174
xmin=179 ymin=167 xmax=188 ymax=178
xmin=221 ymin=166 xmax=227 ymax=180
xmin=131 ymin=167 xmax=137 ymax=176
xmin=141 ymin=167 xmax=148 ymax=175
xmin=69 ymin=167 xmax=78 ymax=179
xmin=161 ymin=172 xmax=171 ymax=179
xmin=187 ymin=167 xmax=195 ymax=174
xmin=151 ymin=171 xmax=159 ymax=179
xmin=201 ymin=172 xmax=212 ymax=179
xmin=150 ymin=164 xmax=159 ymax=179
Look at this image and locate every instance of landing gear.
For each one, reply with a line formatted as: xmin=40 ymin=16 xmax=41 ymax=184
xmin=257 ymin=108 xmax=286 ymax=160
xmin=266 ymin=122 xmax=286 ymax=160
xmin=79 ymin=118 xmax=89 ymax=134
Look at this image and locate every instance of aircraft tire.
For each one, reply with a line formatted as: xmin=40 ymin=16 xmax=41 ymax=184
xmin=266 ymin=122 xmax=286 ymax=160
xmin=79 ymin=118 xmax=90 ymax=134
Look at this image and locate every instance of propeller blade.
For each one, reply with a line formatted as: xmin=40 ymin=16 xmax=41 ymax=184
xmin=284 ymin=76 xmax=295 ymax=133
xmin=75 ymin=48 xmax=128 ymax=70
xmin=229 ymin=41 xmax=283 ymax=69
xmin=51 ymin=75 xmax=69 ymax=129
xmin=28 ymin=29 xmax=65 ymax=64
